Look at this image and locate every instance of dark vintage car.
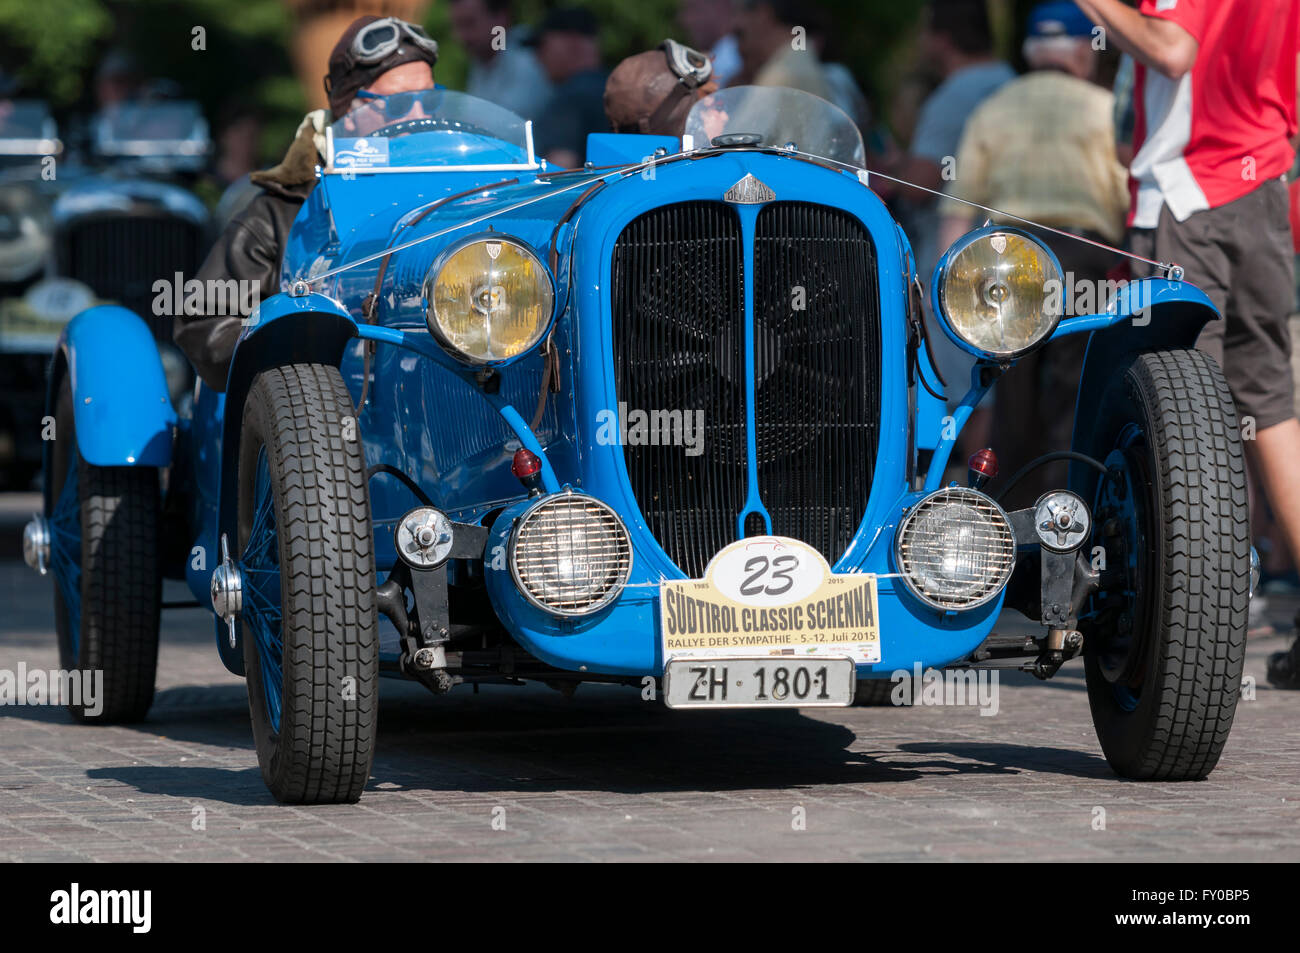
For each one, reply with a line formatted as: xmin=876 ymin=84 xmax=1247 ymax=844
xmin=0 ymin=99 xmax=207 ymax=486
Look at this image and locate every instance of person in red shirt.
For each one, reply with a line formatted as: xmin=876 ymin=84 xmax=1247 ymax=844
xmin=1077 ymin=0 xmax=1300 ymax=687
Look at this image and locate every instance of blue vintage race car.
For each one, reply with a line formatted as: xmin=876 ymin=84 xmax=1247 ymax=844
xmin=22 ymin=86 xmax=1251 ymax=803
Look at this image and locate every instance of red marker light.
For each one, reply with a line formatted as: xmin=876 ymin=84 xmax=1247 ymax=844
xmin=968 ymin=448 xmax=998 ymax=490
xmin=512 ymin=448 xmax=542 ymax=479
xmin=968 ymin=448 xmax=998 ymax=479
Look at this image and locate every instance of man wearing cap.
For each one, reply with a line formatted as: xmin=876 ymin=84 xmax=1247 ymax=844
xmin=937 ymin=1 xmax=1129 ymax=510
xmin=1075 ymin=0 xmax=1300 ymax=687
xmin=174 ymin=15 xmax=439 ymax=391
xmin=529 ymin=7 xmax=609 ymax=169
xmin=604 ymin=41 xmax=719 ymax=138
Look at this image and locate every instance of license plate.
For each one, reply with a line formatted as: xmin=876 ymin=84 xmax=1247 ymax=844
xmin=663 ymin=656 xmax=856 ymax=709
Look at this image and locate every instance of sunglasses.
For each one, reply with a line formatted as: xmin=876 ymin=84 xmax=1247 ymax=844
xmin=354 ymin=89 xmax=423 ymax=120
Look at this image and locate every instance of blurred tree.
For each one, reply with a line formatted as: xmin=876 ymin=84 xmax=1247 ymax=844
xmin=0 ymin=0 xmax=112 ymax=105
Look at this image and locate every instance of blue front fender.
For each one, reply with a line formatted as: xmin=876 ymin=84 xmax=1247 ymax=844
xmin=1061 ymin=277 xmax=1221 ymax=471
xmin=48 ymin=305 xmax=176 ymax=468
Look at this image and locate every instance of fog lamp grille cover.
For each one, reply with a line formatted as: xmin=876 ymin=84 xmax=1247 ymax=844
xmin=511 ymin=493 xmax=632 ymax=616
xmin=895 ymin=487 xmax=1016 ymax=610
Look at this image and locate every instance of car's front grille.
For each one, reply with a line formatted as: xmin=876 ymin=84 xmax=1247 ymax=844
xmin=611 ymin=200 xmax=881 ymax=576
xmin=611 ymin=202 xmax=746 ymax=578
xmin=753 ymin=201 xmax=880 ymax=563
xmin=60 ymin=216 xmax=203 ymax=341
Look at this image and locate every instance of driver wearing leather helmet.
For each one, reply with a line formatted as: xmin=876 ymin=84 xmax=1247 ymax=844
xmin=175 ymin=15 xmax=439 ymax=391
xmin=604 ymin=40 xmax=719 ymax=137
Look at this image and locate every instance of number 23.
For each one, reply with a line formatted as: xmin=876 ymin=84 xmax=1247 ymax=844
xmin=739 ymin=554 xmax=798 ymax=596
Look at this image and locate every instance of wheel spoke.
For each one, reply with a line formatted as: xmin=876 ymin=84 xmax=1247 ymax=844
xmin=239 ymin=446 xmax=284 ymax=733
xmin=49 ymin=460 xmax=82 ymax=654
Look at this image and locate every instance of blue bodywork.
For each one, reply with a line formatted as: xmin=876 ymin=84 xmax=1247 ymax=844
xmin=47 ymin=114 xmax=1221 ymax=686
xmin=45 ymin=305 xmax=176 ymax=470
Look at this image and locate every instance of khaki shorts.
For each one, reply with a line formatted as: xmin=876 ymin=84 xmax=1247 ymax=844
xmin=1129 ymin=178 xmax=1297 ymax=431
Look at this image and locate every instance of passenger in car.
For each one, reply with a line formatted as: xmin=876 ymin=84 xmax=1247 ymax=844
xmin=604 ymin=40 xmax=719 ymax=138
xmin=174 ymin=16 xmax=439 ymax=392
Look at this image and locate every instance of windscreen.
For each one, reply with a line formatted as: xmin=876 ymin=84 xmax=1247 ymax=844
xmin=685 ymin=86 xmax=865 ymax=167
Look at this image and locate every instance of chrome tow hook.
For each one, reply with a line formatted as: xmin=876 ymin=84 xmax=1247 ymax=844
xmin=22 ymin=515 xmax=50 ymax=575
xmin=210 ymin=533 xmax=244 ymax=649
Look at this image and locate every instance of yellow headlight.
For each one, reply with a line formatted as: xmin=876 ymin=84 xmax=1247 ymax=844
xmin=425 ymin=238 xmax=554 ymax=364
xmin=936 ymin=229 xmax=1063 ymax=359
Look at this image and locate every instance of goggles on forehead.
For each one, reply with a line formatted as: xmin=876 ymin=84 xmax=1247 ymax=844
xmin=661 ymin=39 xmax=713 ymax=89
xmin=351 ymin=17 xmax=439 ymax=67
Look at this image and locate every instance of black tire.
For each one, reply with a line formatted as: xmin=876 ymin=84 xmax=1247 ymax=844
xmin=50 ymin=383 xmax=160 ymax=723
xmin=1078 ymin=349 xmax=1249 ymax=780
xmin=238 ymin=364 xmax=378 ymax=804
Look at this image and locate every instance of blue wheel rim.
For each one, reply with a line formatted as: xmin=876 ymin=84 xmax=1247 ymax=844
xmin=240 ymin=446 xmax=284 ymax=733
xmin=49 ymin=461 xmax=81 ymax=657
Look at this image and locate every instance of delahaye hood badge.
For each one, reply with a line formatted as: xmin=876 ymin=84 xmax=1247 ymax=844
xmin=725 ymin=174 xmax=775 ymax=204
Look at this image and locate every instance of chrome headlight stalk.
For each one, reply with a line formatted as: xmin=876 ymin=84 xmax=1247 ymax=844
xmin=894 ymin=486 xmax=1017 ymax=611
xmin=508 ymin=489 xmax=633 ymax=617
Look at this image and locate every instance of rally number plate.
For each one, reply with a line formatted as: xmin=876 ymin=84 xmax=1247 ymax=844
xmin=663 ymin=656 xmax=856 ymax=709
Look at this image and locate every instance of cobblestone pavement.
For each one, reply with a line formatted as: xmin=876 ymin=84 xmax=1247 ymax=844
xmin=1 ymin=554 xmax=1298 ymax=862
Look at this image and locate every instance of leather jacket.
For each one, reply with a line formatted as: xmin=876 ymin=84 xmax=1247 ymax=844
xmin=174 ymin=112 xmax=325 ymax=391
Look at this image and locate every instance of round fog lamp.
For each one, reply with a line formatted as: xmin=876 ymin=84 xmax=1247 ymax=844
xmin=510 ymin=492 xmax=632 ymax=616
xmin=895 ymin=487 xmax=1016 ymax=611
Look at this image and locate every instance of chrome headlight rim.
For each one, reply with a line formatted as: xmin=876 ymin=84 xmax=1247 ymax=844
xmin=894 ymin=486 xmax=1017 ymax=612
xmin=508 ymin=489 xmax=633 ymax=618
xmin=931 ymin=224 xmax=1064 ymax=362
xmin=422 ymin=232 xmax=556 ymax=367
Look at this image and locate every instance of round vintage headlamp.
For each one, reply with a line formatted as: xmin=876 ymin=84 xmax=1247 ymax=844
xmin=895 ymin=486 xmax=1016 ymax=611
xmin=1033 ymin=490 xmax=1091 ymax=553
xmin=509 ymin=491 xmax=632 ymax=616
xmin=932 ymin=226 xmax=1063 ymax=360
xmin=424 ymin=236 xmax=554 ymax=365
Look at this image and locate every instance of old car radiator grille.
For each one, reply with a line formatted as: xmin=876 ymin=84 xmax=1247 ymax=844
xmin=753 ymin=201 xmax=880 ymax=564
xmin=612 ymin=202 xmax=746 ymax=578
xmin=61 ymin=217 xmax=203 ymax=340
xmin=611 ymin=201 xmax=881 ymax=577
